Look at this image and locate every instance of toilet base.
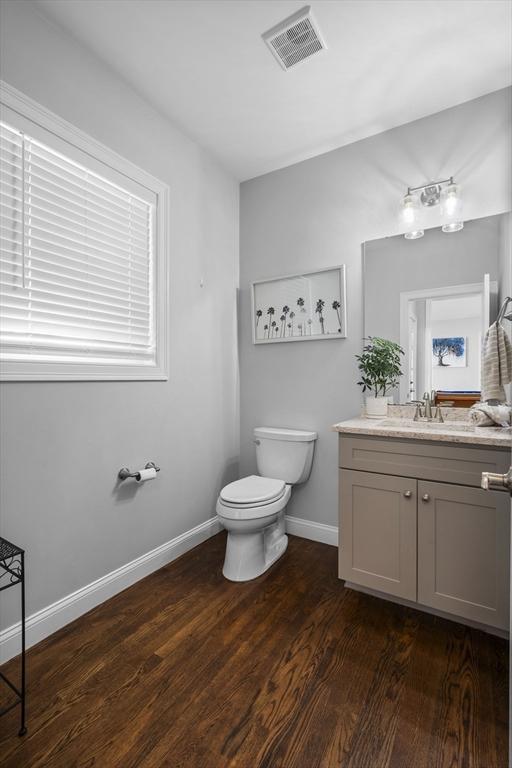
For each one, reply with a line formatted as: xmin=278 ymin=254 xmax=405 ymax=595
xmin=222 ymin=512 xmax=288 ymax=582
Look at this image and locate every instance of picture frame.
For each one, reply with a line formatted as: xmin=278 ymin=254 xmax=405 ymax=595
xmin=252 ymin=265 xmax=347 ymax=344
xmin=432 ymin=336 xmax=467 ymax=368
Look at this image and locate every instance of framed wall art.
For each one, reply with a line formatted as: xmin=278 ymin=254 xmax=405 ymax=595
xmin=252 ymin=265 xmax=347 ymax=344
xmin=432 ymin=336 xmax=467 ymax=367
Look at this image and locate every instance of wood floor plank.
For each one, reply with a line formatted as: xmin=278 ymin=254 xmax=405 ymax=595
xmin=387 ymin=612 xmax=454 ymax=768
xmin=0 ymin=533 xmax=508 ymax=768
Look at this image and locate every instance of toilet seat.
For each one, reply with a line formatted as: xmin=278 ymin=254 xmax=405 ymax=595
xmin=220 ymin=475 xmax=285 ymax=506
xmin=217 ymin=484 xmax=291 ymax=521
xmin=219 ymin=490 xmax=286 ymax=509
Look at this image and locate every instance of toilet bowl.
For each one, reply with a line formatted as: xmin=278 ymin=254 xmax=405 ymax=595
xmin=217 ymin=427 xmax=317 ymax=582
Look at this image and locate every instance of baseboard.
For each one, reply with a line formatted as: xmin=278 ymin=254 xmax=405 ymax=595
xmin=0 ymin=516 xmax=221 ymax=664
xmin=285 ymin=514 xmax=338 ymax=547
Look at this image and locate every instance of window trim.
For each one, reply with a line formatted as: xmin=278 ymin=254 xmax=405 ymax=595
xmin=0 ymin=80 xmax=169 ymax=381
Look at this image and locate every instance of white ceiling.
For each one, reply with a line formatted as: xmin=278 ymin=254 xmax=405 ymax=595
xmin=35 ymin=0 xmax=512 ymax=181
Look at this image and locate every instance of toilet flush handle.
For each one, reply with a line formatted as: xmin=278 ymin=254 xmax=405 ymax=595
xmin=253 ymin=439 xmax=261 ymax=445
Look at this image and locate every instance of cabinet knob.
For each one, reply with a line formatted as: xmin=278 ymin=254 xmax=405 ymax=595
xmin=403 ymin=490 xmax=412 ymax=498
xmin=422 ymin=493 xmax=430 ymax=502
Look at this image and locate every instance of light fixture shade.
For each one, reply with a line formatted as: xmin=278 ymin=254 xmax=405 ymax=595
xmin=400 ymin=193 xmax=424 ymax=240
xmin=440 ymin=182 xmax=463 ymax=233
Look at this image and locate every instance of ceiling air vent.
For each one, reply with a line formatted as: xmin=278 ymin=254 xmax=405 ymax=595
xmin=262 ymin=6 xmax=327 ymax=71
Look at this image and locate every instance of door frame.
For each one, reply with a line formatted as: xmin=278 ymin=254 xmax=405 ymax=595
xmin=399 ymin=279 xmax=496 ymax=403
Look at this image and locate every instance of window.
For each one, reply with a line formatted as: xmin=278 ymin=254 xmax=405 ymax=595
xmin=0 ymin=83 xmax=168 ymax=380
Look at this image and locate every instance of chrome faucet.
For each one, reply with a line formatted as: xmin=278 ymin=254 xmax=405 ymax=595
xmin=412 ymin=393 xmax=443 ymax=423
xmin=423 ymin=392 xmax=433 ymax=420
xmin=411 ymin=401 xmax=424 ymax=421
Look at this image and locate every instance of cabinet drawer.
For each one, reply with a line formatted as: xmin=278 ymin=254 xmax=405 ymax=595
xmin=339 ymin=435 xmax=509 ymax=487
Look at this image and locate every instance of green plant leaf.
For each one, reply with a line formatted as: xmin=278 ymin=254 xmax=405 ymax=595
xmin=355 ymin=336 xmax=404 ymax=396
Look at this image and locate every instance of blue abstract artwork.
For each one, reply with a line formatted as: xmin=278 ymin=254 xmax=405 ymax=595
xmin=432 ymin=336 xmax=466 ymax=367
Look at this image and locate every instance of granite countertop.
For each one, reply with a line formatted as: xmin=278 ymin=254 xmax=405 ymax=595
xmin=332 ymin=406 xmax=512 ymax=448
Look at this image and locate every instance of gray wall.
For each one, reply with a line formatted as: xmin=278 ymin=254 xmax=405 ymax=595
xmin=240 ymin=88 xmax=512 ymax=528
xmin=0 ymin=1 xmax=239 ymax=634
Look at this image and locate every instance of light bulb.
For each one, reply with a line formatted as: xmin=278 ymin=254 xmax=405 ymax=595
xmin=444 ymin=194 xmax=458 ymax=217
xmin=402 ymin=202 xmax=416 ymax=224
xmin=400 ymin=193 xmax=424 ymax=239
xmin=440 ymin=182 xmax=463 ymax=233
xmin=400 ymin=193 xmax=419 ymax=225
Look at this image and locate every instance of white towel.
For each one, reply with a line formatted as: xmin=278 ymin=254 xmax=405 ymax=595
xmin=481 ymin=321 xmax=512 ymax=403
xmin=469 ymin=403 xmax=511 ymax=427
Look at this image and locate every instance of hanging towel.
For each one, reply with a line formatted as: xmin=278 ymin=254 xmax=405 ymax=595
xmin=469 ymin=403 xmax=511 ymax=427
xmin=481 ymin=321 xmax=512 ymax=402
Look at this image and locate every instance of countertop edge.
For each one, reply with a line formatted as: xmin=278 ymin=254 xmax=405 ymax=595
xmin=332 ymin=420 xmax=511 ymax=449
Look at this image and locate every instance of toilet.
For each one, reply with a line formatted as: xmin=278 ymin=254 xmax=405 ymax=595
xmin=216 ymin=427 xmax=317 ymax=581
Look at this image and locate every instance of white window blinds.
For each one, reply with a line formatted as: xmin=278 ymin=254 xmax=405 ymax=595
xmin=0 ymin=121 xmax=156 ymax=366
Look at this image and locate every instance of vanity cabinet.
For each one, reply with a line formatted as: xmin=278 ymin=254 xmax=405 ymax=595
xmin=339 ymin=435 xmax=510 ymax=631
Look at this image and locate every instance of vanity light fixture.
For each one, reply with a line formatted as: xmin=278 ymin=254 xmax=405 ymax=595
xmin=399 ymin=177 xmax=463 ymax=239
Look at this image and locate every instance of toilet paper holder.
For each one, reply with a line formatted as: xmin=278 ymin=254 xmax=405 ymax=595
xmin=118 ymin=462 xmax=160 ymax=481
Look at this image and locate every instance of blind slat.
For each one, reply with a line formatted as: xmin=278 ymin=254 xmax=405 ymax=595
xmin=1 ymin=292 xmax=150 ymax=324
xmin=28 ymin=141 xmax=150 ymax=210
xmin=21 ymin=174 xmax=148 ymax=230
xmin=1 ymin=316 xmax=149 ymax=345
xmin=1 ymin=308 xmax=149 ymax=337
xmin=0 ymin=282 xmax=150 ymax=319
xmin=22 ymin=237 xmax=151 ymax=280
xmin=26 ymin=195 xmax=149 ymax=247
xmin=5 ymin=266 xmax=150 ymax=303
xmin=24 ymin=255 xmax=150 ymax=295
xmin=26 ymin=159 xmax=149 ymax=224
xmin=27 ymin=215 xmax=150 ymax=262
xmin=25 ymin=223 xmax=150 ymax=272
xmin=1 ymin=334 xmax=150 ymax=356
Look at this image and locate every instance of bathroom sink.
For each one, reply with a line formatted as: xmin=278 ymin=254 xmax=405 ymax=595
xmin=380 ymin=418 xmax=475 ymax=432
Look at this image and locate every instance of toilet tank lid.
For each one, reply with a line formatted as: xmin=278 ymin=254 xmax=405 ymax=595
xmin=254 ymin=427 xmax=317 ymax=442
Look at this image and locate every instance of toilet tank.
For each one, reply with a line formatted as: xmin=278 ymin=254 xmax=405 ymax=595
xmin=254 ymin=427 xmax=317 ymax=484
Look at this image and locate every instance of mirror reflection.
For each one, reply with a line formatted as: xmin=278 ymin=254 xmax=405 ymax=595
xmin=364 ymin=213 xmax=508 ymax=405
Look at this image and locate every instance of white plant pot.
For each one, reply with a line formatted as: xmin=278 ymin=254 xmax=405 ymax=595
xmin=365 ymin=396 xmax=388 ymax=419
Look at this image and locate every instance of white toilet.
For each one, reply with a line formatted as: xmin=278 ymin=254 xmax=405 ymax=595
xmin=216 ymin=427 xmax=317 ymax=581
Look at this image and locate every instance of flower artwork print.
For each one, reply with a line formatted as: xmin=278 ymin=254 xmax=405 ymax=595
xmin=252 ymin=267 xmax=347 ymax=344
xmin=432 ymin=337 xmax=466 ymax=367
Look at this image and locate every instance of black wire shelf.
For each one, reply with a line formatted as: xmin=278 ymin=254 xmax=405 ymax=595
xmin=0 ymin=537 xmax=24 ymax=591
xmin=0 ymin=536 xmax=27 ymax=736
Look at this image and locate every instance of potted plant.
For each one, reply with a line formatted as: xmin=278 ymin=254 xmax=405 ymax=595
xmin=356 ymin=337 xmax=404 ymax=418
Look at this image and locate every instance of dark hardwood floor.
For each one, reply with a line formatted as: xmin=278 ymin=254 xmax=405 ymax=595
xmin=0 ymin=533 xmax=508 ymax=767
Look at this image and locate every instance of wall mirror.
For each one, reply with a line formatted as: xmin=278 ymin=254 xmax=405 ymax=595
xmin=363 ymin=213 xmax=510 ymax=405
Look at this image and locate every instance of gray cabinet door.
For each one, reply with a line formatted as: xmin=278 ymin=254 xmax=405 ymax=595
xmin=339 ymin=469 xmax=417 ymax=600
xmin=418 ymin=480 xmax=510 ymax=630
